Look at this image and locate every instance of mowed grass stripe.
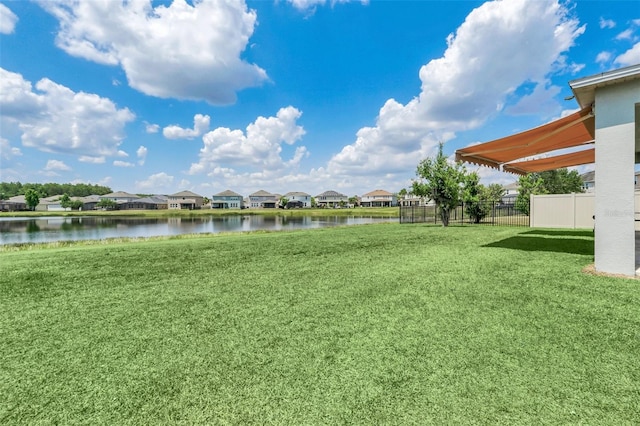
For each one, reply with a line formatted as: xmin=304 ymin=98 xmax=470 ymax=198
xmin=1 ymin=224 xmax=638 ymax=424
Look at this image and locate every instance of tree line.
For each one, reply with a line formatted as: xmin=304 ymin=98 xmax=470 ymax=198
xmin=0 ymin=182 xmax=112 ymax=200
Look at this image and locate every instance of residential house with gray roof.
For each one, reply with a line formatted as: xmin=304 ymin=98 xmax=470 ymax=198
xmin=0 ymin=195 xmax=27 ymax=212
xmin=168 ymin=190 xmax=203 ymax=210
xmin=211 ymin=190 xmax=244 ymax=209
xmin=120 ymin=196 xmax=168 ymax=210
xmin=315 ymin=190 xmax=349 ymax=208
xmin=100 ymin=191 xmax=140 ymax=203
xmin=249 ymin=190 xmax=278 ymax=208
xmin=284 ymin=191 xmax=311 ymax=208
xmin=580 ymin=171 xmax=595 ymax=193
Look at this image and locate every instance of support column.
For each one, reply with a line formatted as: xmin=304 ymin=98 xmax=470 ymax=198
xmin=594 ymin=82 xmax=638 ymax=276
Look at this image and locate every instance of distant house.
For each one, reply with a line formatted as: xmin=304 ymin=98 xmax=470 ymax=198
xmin=579 ymin=170 xmax=640 ymax=193
xmin=398 ymin=194 xmax=424 ymax=207
xmin=284 ymin=191 xmax=311 ymax=208
xmin=249 ymin=190 xmax=278 ymax=209
xmin=211 ymin=190 xmax=244 ymax=209
xmin=77 ymin=195 xmax=102 ymax=211
xmin=100 ymin=191 xmax=140 ymax=203
xmin=120 ymin=196 xmax=168 ymax=210
xmin=315 ymin=190 xmax=349 ymax=208
xmin=502 ymin=182 xmax=519 ymax=204
xmin=580 ymin=171 xmax=595 ymax=193
xmin=168 ymin=190 xmax=203 ymax=210
xmin=35 ymin=195 xmax=67 ymax=212
xmin=0 ymin=195 xmax=27 ymax=212
xmin=360 ymin=189 xmax=397 ymax=207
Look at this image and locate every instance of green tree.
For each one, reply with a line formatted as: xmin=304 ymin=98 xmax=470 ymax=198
xmin=412 ymin=143 xmax=468 ymax=226
xmin=96 ymin=198 xmax=117 ymax=210
xmin=59 ymin=194 xmax=72 ymax=209
xmin=311 ymin=197 xmax=317 ymax=208
xmin=463 ymin=172 xmax=489 ymax=224
xmin=70 ymin=200 xmax=84 ymax=210
xmin=348 ymin=196 xmax=359 ymax=207
xmin=537 ymin=168 xmax=583 ymax=194
xmin=0 ymin=181 xmax=111 ymax=198
xmin=25 ymin=189 xmax=40 ymax=211
xmin=515 ymin=174 xmax=546 ymax=215
xmin=515 ymin=168 xmax=583 ymax=215
xmin=484 ymin=183 xmax=505 ymax=204
xmin=279 ymin=196 xmax=289 ymax=209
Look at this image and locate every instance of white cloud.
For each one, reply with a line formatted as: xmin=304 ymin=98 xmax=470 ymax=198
xmin=599 ymin=17 xmax=616 ymax=29
xmin=99 ymin=176 xmax=112 ymax=186
xmin=1 ymin=138 xmax=22 ymax=159
xmin=40 ymin=0 xmax=267 ymax=104
xmin=0 ymin=68 xmax=135 ymax=157
xmin=163 ymin=114 xmax=210 ymax=139
xmin=505 ymin=82 xmax=561 ymax=116
xmin=324 ymin=0 xmax=584 ymax=181
xmin=287 ymin=0 xmax=368 ymax=12
xmin=45 ymin=159 xmax=71 ymax=171
xmin=137 ymin=146 xmax=148 ymax=165
xmin=616 ymin=29 xmax=634 ymax=40
xmin=615 ymin=42 xmax=640 ymax=66
xmin=79 ymin=155 xmax=106 ymax=164
xmin=189 ymin=106 xmax=306 ymax=175
xmin=0 ymin=3 xmax=18 ymax=34
xmin=113 ymin=160 xmax=134 ymax=168
xmin=135 ymin=172 xmax=174 ymax=191
xmin=596 ymin=51 xmax=612 ymax=64
xmin=145 ymin=122 xmax=160 ymax=134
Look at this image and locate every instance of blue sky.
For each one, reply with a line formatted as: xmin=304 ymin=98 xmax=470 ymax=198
xmin=1 ymin=0 xmax=639 ymax=197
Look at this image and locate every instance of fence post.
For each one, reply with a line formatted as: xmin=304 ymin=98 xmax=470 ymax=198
xmin=492 ymin=202 xmax=495 ymax=225
xmin=529 ymin=193 xmax=534 ymax=227
xmin=571 ymin=192 xmax=576 ymax=229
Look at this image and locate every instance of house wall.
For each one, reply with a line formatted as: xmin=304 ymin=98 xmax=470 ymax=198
xmin=212 ymin=197 xmax=243 ymax=209
xmin=249 ymin=196 xmax=276 ymax=208
xmin=316 ymin=195 xmax=348 ymax=205
xmin=594 ymin=80 xmax=639 ymax=276
xmin=168 ymin=196 xmax=203 ymax=209
xmin=288 ymin=195 xmax=311 ymax=207
xmin=361 ymin=195 xmax=397 ymax=207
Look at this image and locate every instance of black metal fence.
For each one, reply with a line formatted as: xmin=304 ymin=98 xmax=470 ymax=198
xmin=399 ymin=202 xmax=529 ymax=227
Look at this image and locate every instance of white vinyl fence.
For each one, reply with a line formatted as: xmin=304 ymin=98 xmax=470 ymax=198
xmin=530 ymin=192 xmax=640 ymax=229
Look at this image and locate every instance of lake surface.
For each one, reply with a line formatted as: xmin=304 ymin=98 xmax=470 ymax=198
xmin=0 ymin=215 xmax=397 ymax=245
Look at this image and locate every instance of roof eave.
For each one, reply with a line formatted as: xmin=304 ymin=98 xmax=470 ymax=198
xmin=569 ymin=64 xmax=640 ymax=109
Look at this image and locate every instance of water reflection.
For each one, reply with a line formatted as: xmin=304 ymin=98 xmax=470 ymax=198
xmin=0 ymin=215 xmax=395 ymax=245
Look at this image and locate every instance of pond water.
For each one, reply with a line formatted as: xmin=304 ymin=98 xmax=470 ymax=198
xmin=0 ymin=215 xmax=397 ymax=245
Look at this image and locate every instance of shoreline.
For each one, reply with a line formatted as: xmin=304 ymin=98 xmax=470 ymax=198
xmin=0 ymin=206 xmax=399 ymax=219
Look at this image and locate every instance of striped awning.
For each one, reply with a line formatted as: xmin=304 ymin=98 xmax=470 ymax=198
xmin=502 ymin=147 xmax=595 ymax=175
xmin=455 ymin=105 xmax=595 ymax=172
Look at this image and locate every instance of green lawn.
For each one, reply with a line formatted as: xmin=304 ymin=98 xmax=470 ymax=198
xmin=1 ymin=224 xmax=638 ymax=424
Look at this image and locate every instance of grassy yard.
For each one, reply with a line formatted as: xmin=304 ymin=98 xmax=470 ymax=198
xmin=1 ymin=224 xmax=638 ymax=424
